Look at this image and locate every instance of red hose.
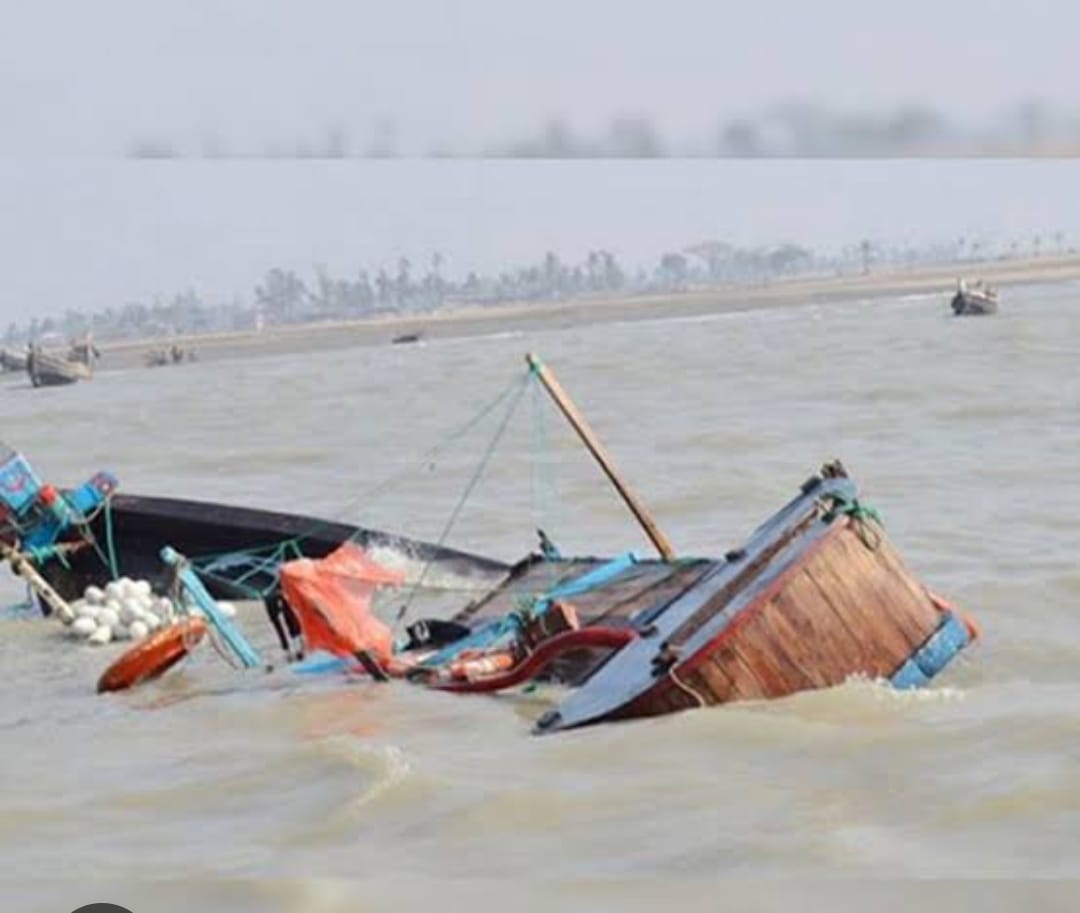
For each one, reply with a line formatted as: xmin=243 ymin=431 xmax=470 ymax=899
xmin=431 ymin=626 xmax=638 ymax=694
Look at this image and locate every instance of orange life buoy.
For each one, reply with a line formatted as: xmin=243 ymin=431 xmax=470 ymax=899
xmin=96 ymin=617 xmax=208 ymax=693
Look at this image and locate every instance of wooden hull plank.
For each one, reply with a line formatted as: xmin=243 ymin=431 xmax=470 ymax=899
xmin=535 ymin=476 xmax=855 ymax=732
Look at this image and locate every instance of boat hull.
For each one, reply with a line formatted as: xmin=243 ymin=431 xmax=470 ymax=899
xmin=39 ymin=493 xmax=509 ymax=602
xmin=0 ymin=349 xmax=28 ymax=373
xmin=536 ymin=469 xmax=971 ymax=733
xmin=27 ymin=351 xmax=93 ymax=386
xmin=951 ymin=290 xmax=997 ymax=315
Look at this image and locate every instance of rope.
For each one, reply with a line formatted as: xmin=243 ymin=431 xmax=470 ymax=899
xmin=821 ymin=493 xmax=883 ymax=550
xmin=394 ymin=372 xmax=529 ymax=628
xmin=669 ymin=665 xmax=707 ymax=707
xmin=103 ymin=495 xmax=120 ymax=579
xmin=185 ymin=370 xmax=530 ymax=575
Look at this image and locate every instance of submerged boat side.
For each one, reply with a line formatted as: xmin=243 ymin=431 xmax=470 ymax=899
xmin=40 ymin=492 xmax=510 ymax=602
xmin=535 ymin=469 xmax=973 ymax=733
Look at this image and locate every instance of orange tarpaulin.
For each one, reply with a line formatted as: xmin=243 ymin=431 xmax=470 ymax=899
xmin=279 ymin=544 xmax=406 ymax=665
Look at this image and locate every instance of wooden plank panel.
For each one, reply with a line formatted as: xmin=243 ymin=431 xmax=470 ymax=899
xmin=722 ymin=642 xmax=775 ymax=700
xmin=768 ymin=569 xmax=876 ymax=677
xmin=687 ymin=657 xmax=737 ymax=705
xmin=762 ymin=587 xmax=869 ymax=687
xmin=576 ymin=560 xmax=714 ymax=625
xmin=827 ymin=526 xmax=940 ymax=647
xmin=726 ymin=609 xmax=815 ymax=696
xmin=801 ymin=534 xmax=920 ymax=662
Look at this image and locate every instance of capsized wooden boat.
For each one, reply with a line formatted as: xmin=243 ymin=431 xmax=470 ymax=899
xmin=393 ymin=357 xmax=976 ymax=729
xmin=7 ymin=354 xmax=976 ymax=729
xmin=527 ymin=462 xmax=974 ymax=732
xmin=0 ymin=439 xmax=507 ymax=605
xmin=38 ymin=491 xmax=510 ymax=603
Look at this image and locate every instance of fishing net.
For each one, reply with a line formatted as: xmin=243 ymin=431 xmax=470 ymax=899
xmin=279 ymin=543 xmax=405 ymax=663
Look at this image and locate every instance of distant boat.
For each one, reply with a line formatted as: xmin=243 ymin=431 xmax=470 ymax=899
xmin=0 ymin=348 xmax=28 ymax=373
xmin=951 ymin=279 xmax=998 ymax=316
xmin=145 ymin=345 xmax=196 ymax=367
xmin=391 ymin=332 xmax=423 ymax=345
xmin=26 ymin=343 xmax=95 ymax=387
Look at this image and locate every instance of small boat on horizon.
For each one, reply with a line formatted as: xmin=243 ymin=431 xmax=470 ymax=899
xmin=25 ymin=337 xmax=100 ymax=387
xmin=26 ymin=347 xmax=94 ymax=387
xmin=0 ymin=347 xmax=28 ymax=373
xmin=951 ymin=278 xmax=998 ymax=316
xmin=145 ymin=344 xmax=197 ymax=367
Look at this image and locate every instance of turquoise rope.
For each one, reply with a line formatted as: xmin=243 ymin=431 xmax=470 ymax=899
xmin=394 ymin=372 xmax=530 ymax=627
xmin=103 ymin=496 xmax=120 ymax=580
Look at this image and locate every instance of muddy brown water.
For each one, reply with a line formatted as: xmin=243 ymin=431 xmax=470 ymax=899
xmin=3 ymin=283 xmax=1080 ymax=908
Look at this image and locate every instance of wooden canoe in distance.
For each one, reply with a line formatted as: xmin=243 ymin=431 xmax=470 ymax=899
xmin=0 ymin=348 xmax=28 ymax=373
xmin=533 ymin=464 xmax=972 ymax=733
xmin=951 ymin=284 xmax=998 ymax=316
xmin=27 ymin=349 xmax=93 ymax=387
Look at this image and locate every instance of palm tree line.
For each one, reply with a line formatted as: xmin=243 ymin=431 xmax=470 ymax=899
xmin=2 ymin=232 xmax=1067 ymax=346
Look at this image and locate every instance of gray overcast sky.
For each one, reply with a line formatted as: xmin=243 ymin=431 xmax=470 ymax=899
xmin=3 ymin=0 xmax=1078 ymax=154
xmin=3 ymin=3 xmax=1079 ymax=326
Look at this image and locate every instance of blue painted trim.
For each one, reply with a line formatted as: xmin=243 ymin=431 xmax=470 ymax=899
xmin=414 ymin=616 xmax=520 ymax=668
xmin=533 ymin=551 xmax=638 ymax=612
xmin=291 ymin=653 xmax=353 ymax=675
xmin=890 ymin=658 xmax=930 ymax=690
xmin=161 ymin=546 xmax=263 ymax=669
xmin=912 ymin=612 xmax=970 ymax=679
xmin=414 ymin=552 xmax=640 ymax=669
xmin=889 ymin=612 xmax=969 ymax=689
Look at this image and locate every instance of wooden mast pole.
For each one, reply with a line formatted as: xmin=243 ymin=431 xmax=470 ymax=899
xmin=1 ymin=543 xmax=77 ymax=623
xmin=525 ymin=353 xmax=676 ymax=561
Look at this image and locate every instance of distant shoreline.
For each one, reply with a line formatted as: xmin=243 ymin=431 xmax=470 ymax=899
xmin=91 ymin=254 xmax=1080 ymax=370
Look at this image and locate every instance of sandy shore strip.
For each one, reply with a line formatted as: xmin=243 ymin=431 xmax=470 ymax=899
xmin=88 ymin=254 xmax=1080 ymax=370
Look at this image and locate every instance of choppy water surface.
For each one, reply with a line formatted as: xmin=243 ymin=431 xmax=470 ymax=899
xmin=3 ymin=284 xmax=1080 ymax=908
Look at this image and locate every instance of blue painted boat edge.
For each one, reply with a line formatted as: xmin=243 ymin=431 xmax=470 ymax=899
xmin=890 ymin=612 xmax=970 ymax=690
xmin=161 ymin=545 xmax=263 ymax=669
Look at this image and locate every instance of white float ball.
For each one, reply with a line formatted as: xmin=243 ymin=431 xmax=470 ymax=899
xmin=143 ymin=611 xmax=161 ymax=631
xmin=72 ymin=617 xmax=97 ymax=638
xmin=131 ymin=580 xmax=152 ymax=599
xmin=112 ymin=623 xmax=130 ymax=641
xmin=97 ymin=608 xmax=120 ymax=628
xmin=75 ymin=603 xmax=100 ymax=620
xmin=84 ymin=585 xmax=105 ymax=606
xmin=88 ymin=625 xmax=113 ymax=645
xmin=120 ymin=599 xmax=143 ymax=625
xmin=156 ymin=597 xmax=174 ymax=617
xmin=104 ymin=581 xmax=124 ymax=602
xmin=128 ymin=620 xmax=149 ymax=640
